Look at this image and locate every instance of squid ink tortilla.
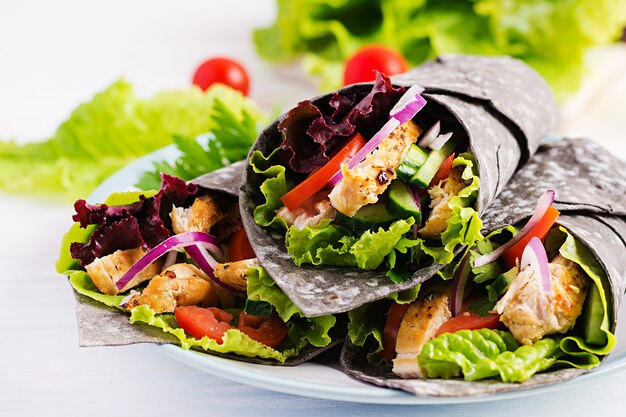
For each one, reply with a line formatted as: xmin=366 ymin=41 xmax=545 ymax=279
xmin=241 ymin=54 xmax=557 ymax=317
xmin=58 ymin=162 xmax=343 ymax=366
xmin=341 ymin=138 xmax=626 ymax=395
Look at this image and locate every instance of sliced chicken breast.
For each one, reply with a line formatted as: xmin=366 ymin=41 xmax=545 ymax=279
xmin=329 ymin=120 xmax=421 ymax=217
xmin=277 ymin=191 xmax=336 ymax=230
xmin=496 ymin=255 xmax=589 ymax=345
xmin=213 ymin=259 xmax=259 ymax=292
xmin=393 ymin=283 xmax=452 ymax=378
xmin=85 ymin=247 xmax=163 ymax=295
xmin=419 ymin=166 xmax=466 ymax=240
xmin=122 ymin=263 xmax=235 ymax=313
xmin=170 ymin=195 xmax=227 ymax=234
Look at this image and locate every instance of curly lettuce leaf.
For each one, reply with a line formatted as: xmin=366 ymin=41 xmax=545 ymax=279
xmin=0 ymin=81 xmax=261 ymax=201
xmin=286 ymin=218 xmax=414 ymax=270
xmin=255 ymin=0 xmax=626 ymax=98
xmin=249 ymin=149 xmax=289 ymax=229
xmin=246 ymin=266 xmax=336 ymax=347
xmin=418 ymin=329 xmax=560 ymax=382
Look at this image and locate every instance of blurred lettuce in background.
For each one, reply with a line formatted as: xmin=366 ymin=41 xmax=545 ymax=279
xmin=0 ymin=81 xmax=264 ymax=201
xmin=254 ymin=0 xmax=626 ymax=98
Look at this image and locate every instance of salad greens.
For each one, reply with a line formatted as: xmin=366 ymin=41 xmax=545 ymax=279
xmin=418 ymin=329 xmax=559 ymax=382
xmin=0 ymin=80 xmax=263 ymax=201
xmin=255 ymin=0 xmax=626 ymax=98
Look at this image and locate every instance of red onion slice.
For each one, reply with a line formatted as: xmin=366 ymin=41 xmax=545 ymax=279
xmin=186 ymin=245 xmax=245 ymax=293
xmin=520 ymin=237 xmax=551 ymax=293
xmin=417 ymin=121 xmax=441 ymax=148
xmin=115 ymin=232 xmax=224 ymax=290
xmin=327 ymin=87 xmax=427 ymax=187
xmin=473 ymin=190 xmax=556 ymax=268
xmin=429 ymin=132 xmax=453 ymax=151
xmin=390 ymin=85 xmax=427 ymax=123
xmin=451 ymin=252 xmax=471 ymax=316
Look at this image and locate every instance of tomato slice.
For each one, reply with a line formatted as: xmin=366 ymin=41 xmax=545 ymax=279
xmin=280 ymin=133 xmax=366 ymax=211
xmin=380 ymin=301 xmax=410 ymax=362
xmin=237 ymin=312 xmax=289 ymax=348
xmin=344 ymin=45 xmax=408 ymax=85
xmin=434 ymin=311 xmax=501 ymax=337
xmin=428 ymin=153 xmax=455 ymax=188
xmin=502 ymin=206 xmax=560 ymax=269
xmin=228 ymin=228 xmax=256 ymax=262
xmin=174 ymin=306 xmax=235 ymax=343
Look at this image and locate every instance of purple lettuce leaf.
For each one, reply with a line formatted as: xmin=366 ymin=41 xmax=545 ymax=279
xmin=279 ymin=72 xmax=406 ymax=173
xmin=70 ymin=173 xmax=198 ymax=266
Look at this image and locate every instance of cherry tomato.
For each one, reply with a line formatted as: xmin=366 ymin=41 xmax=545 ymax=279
xmin=380 ymin=301 xmax=410 ymax=362
xmin=228 ymin=228 xmax=256 ymax=262
xmin=174 ymin=306 xmax=235 ymax=343
xmin=192 ymin=57 xmax=250 ymax=96
xmin=344 ymin=45 xmax=408 ymax=85
xmin=280 ymin=133 xmax=366 ymax=211
xmin=434 ymin=311 xmax=501 ymax=337
xmin=502 ymin=206 xmax=560 ymax=269
xmin=428 ymin=153 xmax=455 ymax=188
xmin=237 ymin=312 xmax=289 ymax=348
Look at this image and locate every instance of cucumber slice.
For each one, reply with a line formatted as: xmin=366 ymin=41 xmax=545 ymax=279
xmin=386 ymin=180 xmax=421 ymax=223
xmin=397 ymin=144 xmax=429 ymax=182
xmin=410 ymin=140 xmax=456 ymax=187
xmin=336 ymin=203 xmax=395 ymax=234
xmin=582 ymin=280 xmax=607 ymax=346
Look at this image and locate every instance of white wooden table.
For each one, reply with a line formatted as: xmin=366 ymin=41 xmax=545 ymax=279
xmin=2 ymin=2 xmax=626 ymax=416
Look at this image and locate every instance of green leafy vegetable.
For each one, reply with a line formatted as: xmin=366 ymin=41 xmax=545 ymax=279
xmin=136 ymin=99 xmax=262 ymax=190
xmin=347 ymin=300 xmax=390 ymax=365
xmin=255 ymin=0 xmax=626 ymax=98
xmin=1 ymin=81 xmax=262 ymax=200
xmin=418 ymin=328 xmax=560 ymax=382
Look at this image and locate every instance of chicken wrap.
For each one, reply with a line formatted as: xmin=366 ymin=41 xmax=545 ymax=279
xmin=56 ymin=162 xmax=342 ymax=365
xmin=341 ymin=138 xmax=626 ymax=395
xmin=241 ymin=54 xmax=556 ymax=317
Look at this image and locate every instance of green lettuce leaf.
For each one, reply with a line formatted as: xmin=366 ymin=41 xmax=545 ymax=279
xmin=249 ymin=149 xmax=289 ymax=229
xmin=1 ymin=81 xmax=261 ymax=200
xmin=246 ymin=266 xmax=336 ymax=347
xmin=347 ymin=300 xmax=390 ymax=365
xmin=285 ymin=218 xmax=415 ymax=270
xmin=418 ymin=329 xmax=560 ymax=382
xmin=551 ymin=227 xmax=616 ymax=367
xmin=255 ymin=0 xmax=626 ymax=98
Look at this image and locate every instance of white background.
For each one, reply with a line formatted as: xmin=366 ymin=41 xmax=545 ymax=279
xmin=1 ymin=1 xmax=626 ymax=416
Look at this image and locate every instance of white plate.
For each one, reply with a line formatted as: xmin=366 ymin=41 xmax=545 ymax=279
xmin=90 ymin=146 xmax=626 ymax=404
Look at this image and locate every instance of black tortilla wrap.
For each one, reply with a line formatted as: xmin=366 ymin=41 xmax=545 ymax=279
xmin=241 ymin=54 xmax=557 ymax=317
xmin=340 ymin=138 xmax=626 ymax=395
xmin=391 ymin=54 xmax=557 ymax=164
xmin=72 ymin=162 xmax=342 ymax=366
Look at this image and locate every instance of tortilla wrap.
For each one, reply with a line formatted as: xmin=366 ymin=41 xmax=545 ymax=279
xmin=340 ymin=138 xmax=626 ymax=395
xmin=241 ymin=54 xmax=557 ymax=317
xmin=70 ymin=161 xmax=343 ymax=366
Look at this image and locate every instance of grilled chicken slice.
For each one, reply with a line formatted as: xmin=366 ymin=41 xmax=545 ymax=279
xmin=122 ymin=263 xmax=236 ymax=313
xmin=85 ymin=247 xmax=163 ymax=295
xmin=496 ymin=255 xmax=589 ymax=345
xmin=393 ymin=284 xmax=452 ymax=378
xmin=170 ymin=195 xmax=227 ymax=234
xmin=277 ymin=191 xmax=336 ymax=230
xmin=419 ymin=166 xmax=466 ymax=239
xmin=213 ymin=259 xmax=259 ymax=292
xmin=329 ymin=120 xmax=421 ymax=217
